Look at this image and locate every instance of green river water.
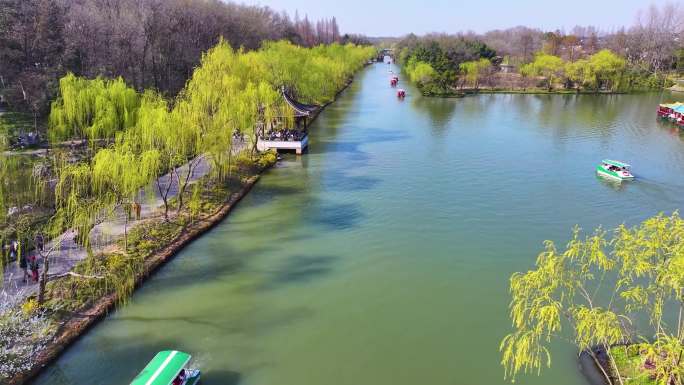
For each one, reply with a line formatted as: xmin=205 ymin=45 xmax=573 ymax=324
xmin=32 ymin=63 xmax=684 ymax=385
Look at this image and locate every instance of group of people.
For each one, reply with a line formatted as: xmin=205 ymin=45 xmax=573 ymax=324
xmin=4 ymin=233 xmax=44 ymax=285
xmin=260 ymin=129 xmax=307 ymax=142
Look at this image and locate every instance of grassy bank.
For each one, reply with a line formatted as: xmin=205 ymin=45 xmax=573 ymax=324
xmin=462 ymin=88 xmax=630 ymax=95
xmin=609 ymin=344 xmax=655 ymax=385
xmin=3 ymin=151 xmax=276 ymax=385
xmin=417 ymin=87 xmax=634 ymax=98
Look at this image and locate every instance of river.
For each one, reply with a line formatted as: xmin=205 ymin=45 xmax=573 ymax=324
xmin=32 ymin=63 xmax=684 ymax=385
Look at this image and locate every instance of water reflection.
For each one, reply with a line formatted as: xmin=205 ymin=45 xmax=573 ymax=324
xmin=409 ymin=96 xmax=458 ymax=135
xmin=30 ymin=64 xmax=684 ymax=385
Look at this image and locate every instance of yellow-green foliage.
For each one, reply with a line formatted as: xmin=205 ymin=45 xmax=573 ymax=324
xmin=44 ymin=40 xmax=373 ymax=302
xmin=501 ymin=212 xmax=684 ymax=385
xmin=521 ymin=49 xmax=627 ymax=91
xmin=257 ymin=150 xmax=278 ymax=169
xmin=459 ymin=58 xmax=492 ymax=88
xmin=404 ymin=57 xmax=437 ymax=85
xmin=566 ymin=49 xmax=627 ymax=91
xmin=48 ymin=73 xmax=140 ymax=142
xmin=520 ymin=53 xmax=566 ymax=89
xmin=21 ymin=299 xmax=38 ymax=316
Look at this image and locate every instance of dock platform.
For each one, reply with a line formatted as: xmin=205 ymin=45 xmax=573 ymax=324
xmin=257 ymin=135 xmax=309 ymax=154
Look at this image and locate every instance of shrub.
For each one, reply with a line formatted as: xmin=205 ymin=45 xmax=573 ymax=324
xmin=0 ymin=303 xmax=53 ymax=381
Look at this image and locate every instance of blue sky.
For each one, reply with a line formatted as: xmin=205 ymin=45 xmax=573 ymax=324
xmin=239 ymin=0 xmax=673 ymax=36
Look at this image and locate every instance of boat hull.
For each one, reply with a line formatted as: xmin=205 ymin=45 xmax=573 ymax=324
xmin=596 ymin=166 xmax=634 ymax=181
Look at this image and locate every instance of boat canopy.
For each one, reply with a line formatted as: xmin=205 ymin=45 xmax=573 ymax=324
xmin=660 ymin=102 xmax=684 ymax=110
xmin=673 ymin=105 xmax=684 ymax=113
xmin=130 ymin=350 xmax=191 ymax=385
xmin=602 ymin=159 xmax=631 ymax=169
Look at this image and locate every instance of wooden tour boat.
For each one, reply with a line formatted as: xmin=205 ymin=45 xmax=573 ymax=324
xmin=130 ymin=350 xmax=201 ymax=385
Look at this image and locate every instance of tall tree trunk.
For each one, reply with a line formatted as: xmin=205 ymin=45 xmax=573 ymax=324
xmin=38 ymin=252 xmax=49 ymax=305
xmin=589 ymin=349 xmax=614 ymax=385
xmin=177 ymin=158 xmax=198 ymax=214
xmin=156 ymin=171 xmax=173 ymax=221
xmin=606 ymin=345 xmax=625 ymax=385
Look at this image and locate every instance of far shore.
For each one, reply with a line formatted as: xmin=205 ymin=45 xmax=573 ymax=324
xmin=419 ymin=88 xmax=650 ymax=98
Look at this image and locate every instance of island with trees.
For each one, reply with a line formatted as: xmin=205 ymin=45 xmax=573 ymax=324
xmin=396 ymin=4 xmax=680 ymax=96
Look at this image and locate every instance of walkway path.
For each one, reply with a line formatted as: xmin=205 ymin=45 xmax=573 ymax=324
xmin=1 ymin=156 xmax=213 ymax=305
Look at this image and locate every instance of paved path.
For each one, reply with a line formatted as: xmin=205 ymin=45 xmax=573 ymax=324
xmin=1 ymin=155 xmax=213 ymax=305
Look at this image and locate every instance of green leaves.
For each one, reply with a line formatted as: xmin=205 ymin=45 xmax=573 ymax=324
xmin=405 ymin=59 xmax=437 ymax=86
xmin=564 ymin=50 xmax=626 ymax=91
xmin=520 ymin=54 xmax=565 ymax=89
xmin=48 ymin=74 xmax=140 ymax=142
xmin=572 ymin=306 xmax=624 ymax=350
xmin=502 ymin=212 xmax=684 ymax=384
xmin=458 ymin=58 xmax=492 ymax=88
xmin=46 ymin=39 xmax=375 ymax=241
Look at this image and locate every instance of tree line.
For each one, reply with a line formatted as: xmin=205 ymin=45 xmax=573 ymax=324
xmin=397 ymin=34 xmax=497 ymax=96
xmin=14 ymin=40 xmax=375 ymax=304
xmin=480 ymin=3 xmax=682 ymax=74
xmin=0 ymin=0 xmax=368 ymax=120
xmin=397 ymin=2 xmax=683 ymax=95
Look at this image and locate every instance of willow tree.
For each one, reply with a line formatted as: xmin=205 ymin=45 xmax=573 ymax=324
xmin=459 ymin=58 xmax=492 ymax=89
xmin=565 ymin=50 xmax=626 ymax=92
xmin=501 ymin=212 xmax=684 ymax=385
xmin=91 ymin=148 xmax=160 ymax=250
xmin=566 ymin=59 xmax=596 ymax=90
xmin=521 ymin=54 xmax=565 ymax=91
xmin=588 ymin=50 xmax=626 ymax=92
xmin=49 ymin=74 xmax=140 ymax=143
xmin=118 ymin=91 xmax=179 ymax=220
xmin=405 ymin=59 xmax=437 ymax=86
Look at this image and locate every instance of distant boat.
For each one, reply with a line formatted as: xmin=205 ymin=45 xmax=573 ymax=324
xmin=130 ymin=350 xmax=201 ymax=385
xmin=397 ymin=89 xmax=406 ymax=98
xmin=596 ymin=159 xmax=634 ymax=181
xmin=658 ymin=102 xmax=684 ymax=126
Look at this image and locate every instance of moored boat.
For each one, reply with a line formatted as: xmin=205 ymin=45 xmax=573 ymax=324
xmin=596 ymin=159 xmax=634 ymax=181
xmin=130 ymin=350 xmax=201 ymax=385
xmin=657 ymin=102 xmax=684 ymax=126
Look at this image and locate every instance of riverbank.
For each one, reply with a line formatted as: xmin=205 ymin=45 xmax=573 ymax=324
xmin=4 ymin=71 xmax=360 ymax=385
xmin=7 ymin=165 xmax=267 ymax=385
xmin=418 ymin=87 xmax=633 ymax=98
xmin=579 ymin=344 xmax=655 ymax=385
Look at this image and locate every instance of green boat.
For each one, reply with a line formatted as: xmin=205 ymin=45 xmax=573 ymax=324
xmin=130 ymin=350 xmax=200 ymax=385
xmin=596 ymin=159 xmax=634 ymax=181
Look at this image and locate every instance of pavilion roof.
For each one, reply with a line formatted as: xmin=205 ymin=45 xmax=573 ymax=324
xmin=282 ymin=87 xmax=319 ymax=117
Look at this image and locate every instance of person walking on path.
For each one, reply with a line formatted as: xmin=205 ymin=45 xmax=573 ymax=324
xmin=134 ymin=202 xmax=142 ymax=221
xmin=35 ymin=233 xmax=44 ymax=253
xmin=9 ymin=240 xmax=17 ymax=261
xmin=19 ymin=251 xmax=29 ymax=283
xmin=29 ymin=254 xmax=39 ymax=283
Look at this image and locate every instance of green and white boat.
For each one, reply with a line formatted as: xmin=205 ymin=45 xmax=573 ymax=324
xmin=130 ymin=350 xmax=200 ymax=385
xmin=596 ymin=159 xmax=634 ymax=181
